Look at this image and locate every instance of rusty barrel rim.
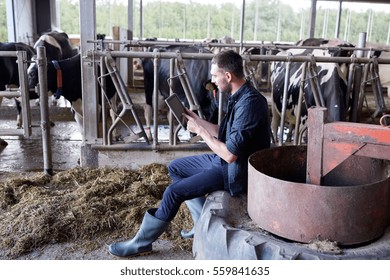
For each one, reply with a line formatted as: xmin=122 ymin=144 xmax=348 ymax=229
xmin=248 ymin=145 xmax=390 ymax=245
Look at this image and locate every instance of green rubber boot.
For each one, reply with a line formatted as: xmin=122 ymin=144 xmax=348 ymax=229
xmin=108 ymin=208 xmax=169 ymax=257
xmin=181 ymin=197 xmax=206 ymax=239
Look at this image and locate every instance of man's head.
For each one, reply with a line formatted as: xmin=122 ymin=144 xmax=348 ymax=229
xmin=210 ymin=50 xmax=245 ymax=94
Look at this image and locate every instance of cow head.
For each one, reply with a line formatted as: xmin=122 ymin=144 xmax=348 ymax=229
xmin=34 ymin=31 xmax=74 ymax=61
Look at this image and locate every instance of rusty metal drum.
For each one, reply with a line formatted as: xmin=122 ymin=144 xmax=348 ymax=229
xmin=248 ymin=145 xmax=390 ymax=245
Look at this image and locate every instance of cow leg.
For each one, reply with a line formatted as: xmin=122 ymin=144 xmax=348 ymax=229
xmin=14 ymin=98 xmax=23 ymax=129
xmin=143 ymin=103 xmax=153 ymax=141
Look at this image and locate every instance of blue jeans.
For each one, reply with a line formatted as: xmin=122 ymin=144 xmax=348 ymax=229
xmin=154 ymin=153 xmax=225 ymax=222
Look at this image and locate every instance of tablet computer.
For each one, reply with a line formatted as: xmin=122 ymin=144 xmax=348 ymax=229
xmin=165 ymin=93 xmax=187 ymax=129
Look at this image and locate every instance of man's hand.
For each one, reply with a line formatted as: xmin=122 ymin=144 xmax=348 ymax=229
xmin=183 ymin=108 xmax=202 ymax=135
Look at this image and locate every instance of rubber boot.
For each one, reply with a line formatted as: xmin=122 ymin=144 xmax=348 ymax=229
xmin=108 ymin=208 xmax=169 ymax=257
xmin=181 ymin=197 xmax=206 ymax=239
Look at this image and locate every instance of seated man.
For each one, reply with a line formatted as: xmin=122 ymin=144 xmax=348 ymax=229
xmin=108 ymin=49 xmax=271 ymax=257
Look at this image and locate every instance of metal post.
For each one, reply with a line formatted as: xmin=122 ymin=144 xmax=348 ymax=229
xmin=100 ymin=55 xmax=108 ymax=145
xmin=16 ymin=50 xmax=32 ymax=137
xmin=308 ymin=0 xmax=317 ymax=38
xmin=279 ymin=59 xmax=291 ymax=146
xmin=350 ymin=32 xmax=366 ymax=122
xmin=153 ymin=52 xmax=159 ymax=149
xmin=306 ymin=107 xmax=327 ymax=185
xmin=169 ymin=58 xmax=175 ymax=146
xmin=334 ymin=0 xmax=342 ymax=38
xmin=37 ymin=46 xmax=53 ymax=176
xmin=239 ymin=0 xmax=245 ymax=53
xmin=294 ymin=61 xmax=307 ymax=145
xmin=140 ymin=0 xmax=143 ymax=39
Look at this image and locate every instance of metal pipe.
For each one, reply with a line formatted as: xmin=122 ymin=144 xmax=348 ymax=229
xmin=357 ymin=61 xmax=370 ymax=121
xmin=239 ymin=0 xmax=245 ymax=53
xmin=174 ymin=51 xmax=205 ymax=118
xmin=350 ymin=32 xmax=366 ymax=122
xmin=89 ymin=39 xmax=388 ymax=53
xmin=169 ymin=58 xmax=175 ymax=146
xmin=16 ymin=50 xmax=32 ymax=137
xmin=334 ymin=0 xmax=342 ymax=38
xmin=36 ymin=46 xmax=53 ymax=176
xmin=308 ymin=0 xmax=317 ymax=38
xmin=294 ymin=61 xmax=307 ymax=145
xmin=278 ymin=58 xmax=291 ymax=146
xmin=90 ymin=50 xmax=390 ymax=65
xmin=369 ymin=59 xmax=388 ymax=120
xmin=153 ymin=52 xmax=159 ymax=149
xmin=100 ymin=55 xmax=108 ymax=145
xmin=308 ymin=59 xmax=325 ymax=107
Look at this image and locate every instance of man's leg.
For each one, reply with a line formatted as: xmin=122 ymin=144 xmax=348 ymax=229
xmin=168 ymin=153 xmax=217 ymax=182
xmin=155 ymin=154 xmax=224 ymax=222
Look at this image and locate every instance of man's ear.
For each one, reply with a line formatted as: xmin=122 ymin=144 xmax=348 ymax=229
xmin=225 ymin=71 xmax=232 ymax=82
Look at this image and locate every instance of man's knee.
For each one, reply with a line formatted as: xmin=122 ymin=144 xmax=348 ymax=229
xmin=168 ymin=158 xmax=182 ymax=178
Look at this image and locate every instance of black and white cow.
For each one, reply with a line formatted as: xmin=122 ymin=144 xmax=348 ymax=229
xmin=27 ymin=54 xmax=117 ymax=135
xmin=16 ymin=31 xmax=78 ymax=128
xmin=270 ymin=39 xmax=354 ymax=142
xmin=33 ymin=31 xmax=76 ymax=61
xmin=141 ymin=45 xmax=218 ymax=140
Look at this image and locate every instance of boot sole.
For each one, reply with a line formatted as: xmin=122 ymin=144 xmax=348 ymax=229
xmin=108 ymin=250 xmax=153 ymax=258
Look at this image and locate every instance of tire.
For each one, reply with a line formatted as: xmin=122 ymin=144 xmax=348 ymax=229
xmin=192 ymin=191 xmax=390 ymax=260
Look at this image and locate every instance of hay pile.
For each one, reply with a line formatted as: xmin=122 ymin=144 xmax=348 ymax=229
xmin=0 ymin=163 xmax=193 ymax=259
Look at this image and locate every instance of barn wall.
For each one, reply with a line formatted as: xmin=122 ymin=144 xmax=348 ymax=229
xmin=35 ymin=0 xmax=58 ymax=35
xmin=5 ymin=0 xmax=58 ymax=44
xmin=6 ymin=0 xmax=34 ymax=44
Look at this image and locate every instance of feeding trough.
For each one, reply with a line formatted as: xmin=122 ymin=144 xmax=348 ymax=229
xmin=248 ymin=107 xmax=390 ymax=245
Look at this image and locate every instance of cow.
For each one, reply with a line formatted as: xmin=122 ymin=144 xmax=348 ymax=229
xmin=33 ymin=31 xmax=76 ymax=61
xmin=270 ymin=39 xmax=354 ymax=143
xmin=27 ymin=53 xmax=117 ymax=137
xmin=16 ymin=31 xmax=78 ymax=128
xmin=141 ymin=45 xmax=218 ymax=140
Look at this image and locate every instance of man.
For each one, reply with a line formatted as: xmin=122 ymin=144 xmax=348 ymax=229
xmin=108 ymin=50 xmax=271 ymax=257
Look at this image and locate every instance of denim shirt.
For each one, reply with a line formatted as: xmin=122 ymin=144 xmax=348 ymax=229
xmin=218 ymin=81 xmax=270 ymax=196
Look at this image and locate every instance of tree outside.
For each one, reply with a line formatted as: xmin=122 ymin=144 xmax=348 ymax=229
xmin=0 ymin=0 xmax=389 ymax=45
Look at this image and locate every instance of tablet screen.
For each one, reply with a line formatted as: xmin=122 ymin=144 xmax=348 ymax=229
xmin=165 ymin=94 xmax=187 ymax=129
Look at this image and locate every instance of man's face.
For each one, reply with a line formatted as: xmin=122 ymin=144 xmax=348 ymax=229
xmin=210 ymin=64 xmax=232 ymax=94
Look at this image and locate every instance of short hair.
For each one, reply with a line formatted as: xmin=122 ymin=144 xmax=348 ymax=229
xmin=211 ymin=50 xmax=244 ymax=79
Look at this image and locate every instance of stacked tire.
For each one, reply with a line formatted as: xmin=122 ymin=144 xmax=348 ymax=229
xmin=192 ymin=191 xmax=390 ymax=260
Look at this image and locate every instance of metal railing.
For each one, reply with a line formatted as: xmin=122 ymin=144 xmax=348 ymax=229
xmin=0 ymin=50 xmax=31 ymax=137
xmin=82 ymin=41 xmax=390 ymax=148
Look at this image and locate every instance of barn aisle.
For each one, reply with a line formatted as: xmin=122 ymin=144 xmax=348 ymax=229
xmin=0 ymin=97 xmax=82 ymax=175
